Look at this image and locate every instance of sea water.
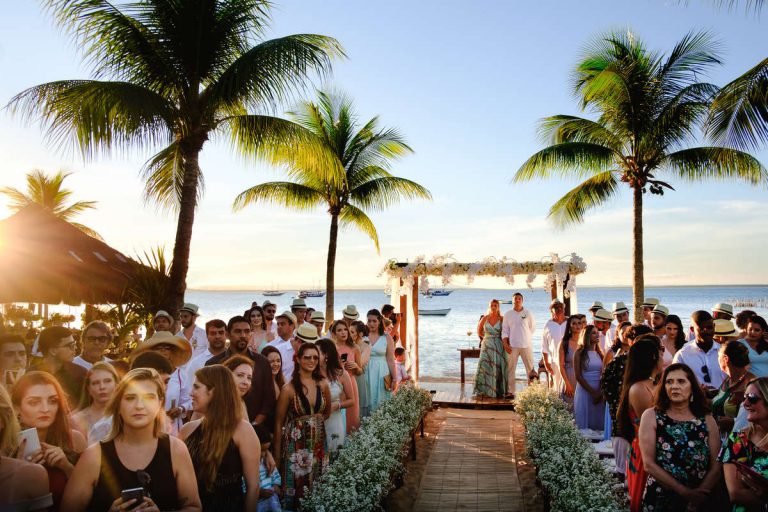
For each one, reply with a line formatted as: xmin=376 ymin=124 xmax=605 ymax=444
xmin=185 ymin=285 xmax=768 ymax=381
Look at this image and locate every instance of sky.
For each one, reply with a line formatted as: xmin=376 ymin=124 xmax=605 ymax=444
xmin=0 ymin=1 xmax=767 ymax=290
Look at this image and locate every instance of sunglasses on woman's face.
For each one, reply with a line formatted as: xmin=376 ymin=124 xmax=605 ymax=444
xmin=744 ymin=393 xmax=763 ymax=405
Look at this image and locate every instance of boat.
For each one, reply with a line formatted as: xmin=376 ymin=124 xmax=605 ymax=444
xmin=262 ymin=290 xmax=285 ymax=296
xmin=298 ymin=289 xmax=325 ymax=298
xmin=421 ymin=288 xmax=453 ymax=297
xmin=418 ymin=308 xmax=451 ymax=316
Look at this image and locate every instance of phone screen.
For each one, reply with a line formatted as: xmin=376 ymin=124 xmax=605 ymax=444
xmin=18 ymin=427 xmax=41 ymax=459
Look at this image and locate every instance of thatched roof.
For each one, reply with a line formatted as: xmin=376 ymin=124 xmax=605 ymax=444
xmin=0 ymin=204 xmax=149 ymax=305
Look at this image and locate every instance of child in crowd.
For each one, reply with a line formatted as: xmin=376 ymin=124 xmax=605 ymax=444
xmin=394 ymin=347 xmax=411 ymax=391
xmin=254 ymin=425 xmax=282 ymax=512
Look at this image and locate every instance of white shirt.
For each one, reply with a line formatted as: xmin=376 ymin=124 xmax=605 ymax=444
xmin=542 ymin=319 xmax=567 ymax=389
xmin=165 ymin=367 xmax=192 ymax=435
xmin=604 ymin=324 xmax=618 ymax=350
xmin=72 ymin=355 xmax=113 ymax=371
xmin=88 ymin=415 xmax=113 ymax=443
xmin=185 ymin=349 xmax=215 ymax=383
xmin=177 ymin=325 xmax=208 ymax=360
xmin=501 ymin=308 xmax=535 ymax=348
xmin=267 ymin=337 xmax=295 ymax=381
xmin=672 ymin=340 xmax=725 ymax=388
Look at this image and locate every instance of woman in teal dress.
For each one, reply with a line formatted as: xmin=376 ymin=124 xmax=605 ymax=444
xmin=365 ymin=309 xmax=396 ymax=413
xmin=473 ymin=299 xmax=508 ymax=398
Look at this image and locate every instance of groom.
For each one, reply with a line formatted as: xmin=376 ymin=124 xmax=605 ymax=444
xmin=502 ymin=292 xmax=536 ymax=396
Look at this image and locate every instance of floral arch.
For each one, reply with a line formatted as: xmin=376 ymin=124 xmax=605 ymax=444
xmin=380 ymin=253 xmax=587 ymax=382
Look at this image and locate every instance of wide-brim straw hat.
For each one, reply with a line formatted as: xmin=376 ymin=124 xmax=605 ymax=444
xmin=310 ymin=311 xmax=325 ymax=323
xmin=131 ymin=331 xmax=192 ymax=368
xmin=612 ymin=302 xmax=629 ymax=314
xmin=589 ymin=301 xmax=604 ymax=312
xmin=291 ymin=298 xmax=308 ymax=309
xmin=178 ymin=303 xmax=199 ymax=315
xmin=342 ymin=305 xmax=359 ymax=320
xmin=276 ymin=310 xmax=297 ymax=325
xmin=593 ymin=308 xmax=613 ymax=323
xmin=642 ymin=298 xmax=660 ymax=308
xmin=296 ymin=324 xmax=319 ymax=343
xmin=652 ymin=304 xmax=670 ymax=317
xmin=153 ymin=310 xmax=174 ymax=323
xmin=712 ymin=303 xmax=734 ymax=318
xmin=714 ymin=319 xmax=740 ymax=338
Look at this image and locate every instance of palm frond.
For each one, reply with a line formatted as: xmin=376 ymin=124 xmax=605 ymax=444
xmin=538 ymin=115 xmax=624 ymax=151
xmin=513 ymin=142 xmax=616 ymax=183
xmin=56 ymin=200 xmax=99 ymax=220
xmin=663 ymin=147 xmax=768 ymax=185
xmin=339 ymin=203 xmax=380 ymax=252
xmin=69 ymin=221 xmax=103 ymax=241
xmin=232 ymin=181 xmax=324 ymax=212
xmin=349 ymin=175 xmax=432 ymax=211
xmin=659 ymin=30 xmax=722 ymax=91
xmin=140 ymin=142 xmax=203 ymax=213
xmin=548 ymin=171 xmax=621 ymax=228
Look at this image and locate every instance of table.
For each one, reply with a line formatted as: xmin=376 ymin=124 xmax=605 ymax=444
xmin=457 ymin=347 xmax=481 ymax=383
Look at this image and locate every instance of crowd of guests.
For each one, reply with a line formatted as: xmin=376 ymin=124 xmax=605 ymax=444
xmin=0 ymin=298 xmax=409 ymax=511
xmin=475 ymin=294 xmax=768 ymax=511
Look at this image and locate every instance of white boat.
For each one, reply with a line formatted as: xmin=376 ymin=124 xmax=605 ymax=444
xmin=262 ymin=290 xmax=284 ymax=296
xmin=418 ymin=308 xmax=451 ymax=316
xmin=299 ymin=289 xmax=325 ymax=298
xmin=431 ymin=289 xmax=453 ymax=296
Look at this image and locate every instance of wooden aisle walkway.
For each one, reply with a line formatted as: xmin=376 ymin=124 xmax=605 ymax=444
xmin=412 ymin=409 xmax=529 ymax=511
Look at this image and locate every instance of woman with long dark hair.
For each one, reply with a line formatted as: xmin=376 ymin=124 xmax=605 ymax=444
xmin=316 ymin=338 xmax=355 ymax=454
xmin=558 ymin=314 xmax=585 ymax=406
xmin=261 ymin=346 xmax=285 ymax=402
xmin=247 ymin=306 xmax=272 ymax=352
xmin=329 ymin=320 xmax=360 ymax=432
xmin=742 ymin=315 xmax=768 ymax=378
xmin=182 ymin=365 xmax=261 ymax=511
xmin=617 ymin=335 xmax=664 ymax=512
xmin=70 ymin=361 xmax=119 ymax=442
xmin=221 ymin=355 xmax=254 ymax=419
xmin=273 ymin=343 xmax=331 ymax=511
xmin=12 ymin=371 xmax=86 ymax=511
xmin=662 ymin=315 xmax=686 ymax=366
xmin=638 ymin=363 xmax=721 ymax=510
xmin=573 ymin=325 xmax=605 ymax=430
xmin=365 ymin=309 xmax=396 ymax=412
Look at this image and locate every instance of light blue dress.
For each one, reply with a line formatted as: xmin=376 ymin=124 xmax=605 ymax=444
xmin=366 ymin=335 xmax=392 ymax=413
xmin=574 ymin=350 xmax=605 ymax=430
xmin=740 ymin=339 xmax=768 ymax=377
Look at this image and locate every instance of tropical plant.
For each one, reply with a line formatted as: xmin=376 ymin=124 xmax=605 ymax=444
xmin=0 ymin=169 xmax=101 ymax=239
xmin=7 ymin=0 xmax=343 ymax=312
xmin=234 ymin=91 xmax=432 ymax=322
xmin=513 ymin=30 xmax=767 ymax=322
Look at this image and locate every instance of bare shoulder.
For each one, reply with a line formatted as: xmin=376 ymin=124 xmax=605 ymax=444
xmin=71 ymin=429 xmax=87 ymax=453
xmin=180 ymin=419 xmax=202 ymax=439
xmin=169 ymin=434 xmax=191 ymax=456
xmin=640 ymin=407 xmax=657 ymax=423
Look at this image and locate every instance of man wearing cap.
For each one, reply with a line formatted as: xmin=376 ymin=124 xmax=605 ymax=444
xmin=310 ymin=311 xmax=326 ymax=337
xmin=177 ymin=303 xmax=209 ymax=361
xmin=291 ymin=298 xmax=307 ymax=327
xmin=673 ymin=310 xmax=725 ymax=392
xmin=642 ymin=298 xmax=660 ymax=327
xmin=501 ymin=293 xmax=536 ymax=391
xmin=262 ymin=300 xmax=278 ymax=337
xmin=153 ymin=310 xmax=175 ymax=333
xmin=267 ymin=311 xmax=297 ymax=381
xmin=185 ymin=319 xmax=228 ymax=383
xmin=541 ymin=299 xmax=567 ymax=390
xmin=342 ymin=305 xmax=360 ymax=327
xmin=651 ymin=304 xmax=669 ymax=339
xmin=205 ymin=316 xmax=276 ymax=427
xmin=592 ymin=308 xmax=614 ymax=353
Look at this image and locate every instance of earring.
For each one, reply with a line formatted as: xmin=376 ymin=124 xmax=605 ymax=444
xmin=690 ymin=395 xmax=693 ymax=403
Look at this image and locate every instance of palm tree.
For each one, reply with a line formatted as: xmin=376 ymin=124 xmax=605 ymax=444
xmin=513 ymin=30 xmax=767 ymax=322
xmin=234 ymin=91 xmax=432 ymax=322
xmin=1 ymin=169 xmax=101 ymax=239
xmin=7 ymin=0 xmax=343 ymax=311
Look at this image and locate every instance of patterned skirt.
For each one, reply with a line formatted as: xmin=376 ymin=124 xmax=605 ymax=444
xmin=281 ymin=413 xmax=326 ymax=511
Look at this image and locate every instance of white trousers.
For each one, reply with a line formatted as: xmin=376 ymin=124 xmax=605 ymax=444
xmin=507 ymin=346 xmax=534 ymax=392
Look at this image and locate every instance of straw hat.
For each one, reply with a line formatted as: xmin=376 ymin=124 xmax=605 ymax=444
xmin=310 ymin=311 xmax=325 ymax=323
xmin=550 ymin=298 xmax=564 ymax=308
xmin=612 ymin=302 xmax=629 ymax=315
xmin=290 ymin=298 xmax=308 ymax=310
xmin=714 ymin=319 xmax=740 ymax=339
xmin=276 ymin=311 xmax=297 ymax=325
xmin=295 ymin=324 xmax=319 ymax=343
xmin=178 ymin=303 xmax=199 ymax=315
xmin=642 ymin=298 xmax=660 ymax=308
xmin=153 ymin=310 xmax=174 ymax=323
xmin=712 ymin=303 xmax=734 ymax=318
xmin=131 ymin=331 xmax=192 ymax=368
xmin=589 ymin=301 xmax=604 ymax=312
xmin=593 ymin=309 xmax=613 ymax=323
xmin=342 ymin=305 xmax=359 ymax=320
xmin=652 ymin=304 xmax=669 ymax=317
xmin=262 ymin=300 xmax=276 ymax=309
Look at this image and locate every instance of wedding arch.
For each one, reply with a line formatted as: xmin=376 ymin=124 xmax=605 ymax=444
xmin=380 ymin=253 xmax=587 ymax=381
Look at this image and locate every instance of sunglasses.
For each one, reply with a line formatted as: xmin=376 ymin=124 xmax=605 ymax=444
xmin=745 ymin=393 xmax=763 ymax=405
xmin=701 ymin=365 xmax=711 ymax=384
xmin=302 ymin=355 xmax=319 ymax=361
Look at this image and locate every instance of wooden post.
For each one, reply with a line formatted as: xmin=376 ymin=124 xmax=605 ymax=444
xmin=412 ymin=279 xmax=419 ymax=383
xmin=399 ymin=279 xmax=407 ymax=347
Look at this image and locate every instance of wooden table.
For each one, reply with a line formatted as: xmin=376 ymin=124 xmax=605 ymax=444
xmin=457 ymin=347 xmax=481 ymax=383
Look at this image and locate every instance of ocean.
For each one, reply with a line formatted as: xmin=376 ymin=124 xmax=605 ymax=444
xmin=179 ymin=285 xmax=768 ymax=381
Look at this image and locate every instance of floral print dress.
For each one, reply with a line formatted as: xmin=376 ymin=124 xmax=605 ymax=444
xmin=719 ymin=430 xmax=768 ymax=512
xmin=281 ymin=384 xmax=326 ymax=511
xmin=642 ymin=410 xmax=711 ymax=511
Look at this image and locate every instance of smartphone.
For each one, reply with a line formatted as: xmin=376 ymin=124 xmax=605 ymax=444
xmin=121 ymin=487 xmax=145 ymax=505
xmin=18 ymin=427 xmax=41 ymax=459
xmin=340 ymin=353 xmax=348 ymax=363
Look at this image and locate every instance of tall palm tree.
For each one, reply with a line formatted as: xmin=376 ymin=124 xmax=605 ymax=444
xmin=513 ymin=31 xmax=767 ymax=322
xmin=1 ymin=169 xmax=101 ymax=239
xmin=7 ymin=0 xmax=343 ymax=311
xmin=234 ymin=91 xmax=432 ymax=322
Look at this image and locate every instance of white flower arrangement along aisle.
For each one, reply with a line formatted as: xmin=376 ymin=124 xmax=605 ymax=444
xmin=301 ymin=384 xmax=433 ymax=512
xmin=515 ymin=384 xmax=626 ymax=512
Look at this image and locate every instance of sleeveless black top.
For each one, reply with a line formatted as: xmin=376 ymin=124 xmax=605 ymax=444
xmin=88 ymin=434 xmax=178 ymax=512
xmin=184 ymin=424 xmax=244 ymax=511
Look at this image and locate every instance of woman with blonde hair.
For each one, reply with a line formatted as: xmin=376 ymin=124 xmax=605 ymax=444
xmin=0 ymin=385 xmax=52 ymax=511
xmin=12 ymin=371 xmax=86 ymax=511
xmin=181 ymin=365 xmax=261 ymax=511
xmin=61 ymin=368 xmax=201 ymax=511
xmin=473 ymin=299 xmax=507 ymax=398
xmin=70 ymin=361 xmax=119 ymax=442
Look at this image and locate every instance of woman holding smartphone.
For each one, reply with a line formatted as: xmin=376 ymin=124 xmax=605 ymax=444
xmin=330 ymin=320 xmax=361 ymax=432
xmin=12 ymin=371 xmax=86 ymax=511
xmin=61 ymin=368 xmax=201 ymax=511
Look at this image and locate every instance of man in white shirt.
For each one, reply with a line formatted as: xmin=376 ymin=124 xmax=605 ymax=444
xmin=592 ymin=308 xmax=613 ymax=353
xmin=177 ymin=303 xmax=208 ymax=361
xmin=263 ymin=300 xmax=278 ymax=336
xmin=267 ymin=311 xmax=297 ymax=381
xmin=185 ymin=319 xmax=228 ymax=382
xmin=541 ymin=299 xmax=567 ymax=391
xmin=605 ymin=302 xmax=629 ymax=349
xmin=501 ymin=293 xmax=536 ymax=393
xmin=73 ymin=320 xmax=113 ymax=370
xmin=291 ymin=298 xmax=308 ymax=327
xmin=672 ymin=310 xmax=724 ymax=391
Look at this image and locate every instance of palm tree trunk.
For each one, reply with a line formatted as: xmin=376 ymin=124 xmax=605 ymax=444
xmin=168 ymin=145 xmax=202 ymax=313
xmin=632 ymin=185 xmax=644 ymax=323
xmin=325 ymin=213 xmax=339 ymax=324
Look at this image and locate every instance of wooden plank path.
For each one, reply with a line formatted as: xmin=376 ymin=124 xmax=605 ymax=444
xmin=419 ymin=380 xmax=531 ymax=410
xmin=413 ymin=409 xmax=529 ymax=511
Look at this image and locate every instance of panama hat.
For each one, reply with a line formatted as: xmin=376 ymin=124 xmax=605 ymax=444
xmin=291 ymin=298 xmax=308 ymax=310
xmin=131 ymin=331 xmax=192 ymax=368
xmin=642 ymin=298 xmax=660 ymax=308
xmin=178 ymin=303 xmax=199 ymax=315
xmin=295 ymin=324 xmax=319 ymax=343
xmin=612 ymin=302 xmax=629 ymax=314
xmin=550 ymin=298 xmax=564 ymax=308
xmin=276 ymin=311 xmax=297 ymax=325
xmin=342 ymin=305 xmax=359 ymax=320
xmin=310 ymin=311 xmax=325 ymax=323
xmin=262 ymin=300 xmax=276 ymax=309
xmin=153 ymin=310 xmax=174 ymax=323
xmin=712 ymin=303 xmax=734 ymax=318
xmin=593 ymin=308 xmax=613 ymax=323
xmin=589 ymin=301 xmax=604 ymax=312
xmin=714 ymin=319 xmax=740 ymax=338
xmin=652 ymin=304 xmax=670 ymax=317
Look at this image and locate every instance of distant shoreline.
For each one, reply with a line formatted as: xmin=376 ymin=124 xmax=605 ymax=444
xmin=189 ymin=284 xmax=768 ymax=292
